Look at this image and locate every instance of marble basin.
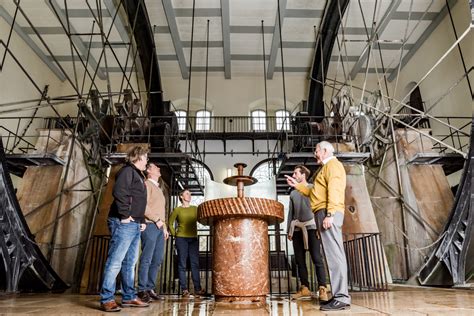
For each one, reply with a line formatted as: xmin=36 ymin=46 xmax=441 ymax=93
xmin=198 ymin=196 xmax=284 ymax=303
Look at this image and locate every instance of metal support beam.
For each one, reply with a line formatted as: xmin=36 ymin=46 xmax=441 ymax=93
xmin=103 ymin=0 xmax=129 ymax=44
xmin=350 ymin=0 xmax=401 ymax=80
xmin=46 ymin=0 xmax=106 ymax=80
xmin=103 ymin=0 xmax=144 ymax=79
xmin=220 ymin=0 xmax=231 ymax=79
xmin=307 ymin=0 xmax=350 ymax=119
xmin=122 ymin=0 xmax=165 ymax=115
xmin=387 ymin=0 xmax=458 ymax=82
xmin=0 ymin=7 xmax=66 ymax=81
xmin=267 ymin=0 xmax=287 ymax=80
xmin=162 ymin=0 xmax=189 ymax=79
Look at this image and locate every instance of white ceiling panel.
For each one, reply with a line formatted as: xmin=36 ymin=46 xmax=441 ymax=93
xmin=1 ymin=0 xmax=448 ymax=78
xmin=230 ymin=34 xmax=272 ymax=55
xmin=382 ymin=20 xmax=431 ymax=43
xmin=176 ymin=17 xmax=223 ymax=42
xmin=172 ymin=0 xmax=221 ymax=9
xmin=155 ymin=34 xmax=177 ymax=55
xmin=275 ymin=48 xmax=313 ymax=67
xmin=282 ymin=18 xmax=320 ymax=42
xmin=183 ymin=47 xmax=224 ymax=66
xmin=397 ymin=0 xmax=445 ymax=12
xmin=286 ymin=0 xmax=326 ymax=10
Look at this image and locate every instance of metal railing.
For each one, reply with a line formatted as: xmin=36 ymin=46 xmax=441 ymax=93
xmin=344 ymin=233 xmax=388 ymax=291
xmin=179 ymin=116 xmax=291 ymax=134
xmin=86 ymin=235 xmax=111 ymax=294
xmin=0 ymin=116 xmax=78 ymax=155
xmin=1 ymin=114 xmax=469 ymax=157
xmin=86 ymin=230 xmax=388 ymax=295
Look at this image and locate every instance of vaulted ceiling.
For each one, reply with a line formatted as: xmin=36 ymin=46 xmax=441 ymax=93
xmin=0 ymin=0 xmax=459 ymax=84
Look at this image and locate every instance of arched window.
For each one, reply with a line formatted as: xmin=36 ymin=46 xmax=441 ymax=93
xmin=250 ymin=159 xmax=281 ymax=182
xmin=196 ymin=110 xmax=211 ymax=131
xmin=251 ymin=110 xmax=266 ymax=131
xmin=174 ymin=110 xmax=187 ymax=131
xmin=275 ymin=110 xmax=290 ymax=131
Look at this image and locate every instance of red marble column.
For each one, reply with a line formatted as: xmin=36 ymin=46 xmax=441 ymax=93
xmin=198 ymin=197 xmax=284 ymax=303
xmin=213 ymin=217 xmax=269 ymax=303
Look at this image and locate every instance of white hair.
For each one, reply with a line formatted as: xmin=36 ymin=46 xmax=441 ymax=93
xmin=317 ymin=141 xmax=335 ymax=156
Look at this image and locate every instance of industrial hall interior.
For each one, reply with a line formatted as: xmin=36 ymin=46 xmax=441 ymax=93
xmin=0 ymin=0 xmax=473 ymax=315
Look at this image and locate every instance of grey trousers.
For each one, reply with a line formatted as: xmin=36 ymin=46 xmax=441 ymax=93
xmin=315 ymin=210 xmax=351 ymax=304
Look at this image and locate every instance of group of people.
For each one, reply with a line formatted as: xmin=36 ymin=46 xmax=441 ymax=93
xmin=286 ymin=141 xmax=351 ymax=311
xmin=99 ymin=140 xmax=351 ymax=312
xmin=99 ymin=146 xmax=203 ymax=312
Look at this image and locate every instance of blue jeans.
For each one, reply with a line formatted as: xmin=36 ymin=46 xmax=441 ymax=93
xmin=100 ymin=217 xmax=141 ymax=304
xmin=138 ymin=223 xmax=165 ymax=291
xmin=175 ymin=237 xmax=201 ymax=291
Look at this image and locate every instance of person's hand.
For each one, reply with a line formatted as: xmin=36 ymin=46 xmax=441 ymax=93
xmin=164 ymin=228 xmax=170 ymax=240
xmin=140 ymin=223 xmax=147 ymax=231
xmin=285 ymin=175 xmax=297 ymax=188
xmin=156 ymin=219 xmax=164 ymax=229
xmin=322 ymin=216 xmax=334 ymax=230
xmin=121 ymin=216 xmax=134 ymax=224
xmin=287 ymin=235 xmax=292 ymax=241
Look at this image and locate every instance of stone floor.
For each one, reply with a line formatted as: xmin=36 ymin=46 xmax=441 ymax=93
xmin=0 ymin=285 xmax=473 ymax=315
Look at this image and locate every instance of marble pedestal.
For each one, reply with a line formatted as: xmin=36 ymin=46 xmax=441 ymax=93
xmin=198 ymin=197 xmax=284 ymax=303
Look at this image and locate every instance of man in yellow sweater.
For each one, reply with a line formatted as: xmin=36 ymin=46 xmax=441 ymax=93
xmin=286 ymin=141 xmax=351 ymax=311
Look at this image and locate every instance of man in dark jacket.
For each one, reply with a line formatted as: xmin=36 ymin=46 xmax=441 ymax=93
xmin=100 ymin=146 xmax=150 ymax=312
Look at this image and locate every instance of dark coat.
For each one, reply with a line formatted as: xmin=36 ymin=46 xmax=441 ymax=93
xmin=108 ymin=163 xmax=147 ymax=223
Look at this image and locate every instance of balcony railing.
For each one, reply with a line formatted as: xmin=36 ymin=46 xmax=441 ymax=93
xmin=178 ymin=116 xmax=292 ymax=134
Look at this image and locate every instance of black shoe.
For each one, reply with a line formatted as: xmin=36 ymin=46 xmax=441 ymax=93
xmin=137 ymin=291 xmax=151 ymax=304
xmin=319 ymin=298 xmax=333 ymax=306
xmin=320 ymin=300 xmax=350 ymax=311
xmin=148 ymin=290 xmax=165 ymax=300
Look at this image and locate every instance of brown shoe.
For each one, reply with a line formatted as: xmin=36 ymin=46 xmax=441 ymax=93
xmin=182 ymin=290 xmax=193 ymax=298
xmin=292 ymin=285 xmax=312 ymax=299
xmin=193 ymin=289 xmax=206 ymax=298
xmin=122 ymin=298 xmax=150 ymax=307
xmin=137 ymin=291 xmax=151 ymax=303
xmin=148 ymin=290 xmax=165 ymax=300
xmin=319 ymin=286 xmax=329 ymax=302
xmin=100 ymin=300 xmax=121 ymax=312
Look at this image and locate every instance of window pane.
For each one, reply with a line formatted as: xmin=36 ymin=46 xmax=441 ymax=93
xmin=196 ymin=110 xmax=211 ymax=131
xmin=251 ymin=160 xmax=281 ymax=181
xmin=252 ymin=110 xmax=266 ymax=131
xmin=174 ymin=111 xmax=187 ymax=131
xmin=276 ymin=110 xmax=290 ymax=131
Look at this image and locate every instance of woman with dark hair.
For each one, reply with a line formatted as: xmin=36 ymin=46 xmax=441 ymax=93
xmin=168 ymin=189 xmax=204 ymax=297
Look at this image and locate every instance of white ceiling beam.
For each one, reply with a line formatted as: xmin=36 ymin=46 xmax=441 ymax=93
xmin=46 ymin=0 xmax=106 ymax=80
xmin=162 ymin=0 xmax=189 ymax=79
xmin=0 ymin=6 xmax=66 ymax=81
xmin=221 ymin=0 xmax=231 ymax=79
xmin=349 ymin=0 xmax=401 ymax=80
xmin=387 ymin=0 xmax=458 ymax=82
xmin=267 ymin=0 xmax=287 ymax=80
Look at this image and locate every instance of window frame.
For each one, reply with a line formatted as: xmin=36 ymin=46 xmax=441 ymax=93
xmin=174 ymin=110 xmax=187 ymax=131
xmin=196 ymin=110 xmax=212 ymax=131
xmin=251 ymin=110 xmax=266 ymax=131
xmin=275 ymin=110 xmax=291 ymax=131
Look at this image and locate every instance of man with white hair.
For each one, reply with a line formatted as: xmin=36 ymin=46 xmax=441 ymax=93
xmin=286 ymin=141 xmax=351 ymax=311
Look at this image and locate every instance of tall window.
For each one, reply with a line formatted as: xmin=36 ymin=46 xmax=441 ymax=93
xmin=276 ymin=110 xmax=290 ymax=131
xmin=251 ymin=110 xmax=266 ymax=131
xmin=174 ymin=110 xmax=187 ymax=131
xmin=196 ymin=110 xmax=211 ymax=131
